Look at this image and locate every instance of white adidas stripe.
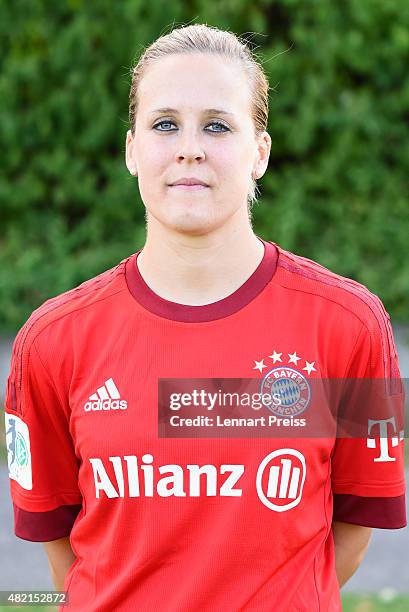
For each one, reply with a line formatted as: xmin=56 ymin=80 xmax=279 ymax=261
xmin=89 ymin=378 xmax=121 ymax=401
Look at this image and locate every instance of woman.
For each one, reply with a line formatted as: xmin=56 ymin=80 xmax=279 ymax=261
xmin=5 ymin=23 xmax=406 ymax=611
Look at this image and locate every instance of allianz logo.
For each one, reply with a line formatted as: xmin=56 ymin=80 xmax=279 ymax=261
xmin=84 ymin=378 xmax=127 ymax=412
xmin=89 ymin=449 xmax=307 ymax=512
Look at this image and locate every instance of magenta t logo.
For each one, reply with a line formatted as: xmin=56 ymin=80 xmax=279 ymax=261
xmin=366 ymin=417 xmax=404 ymax=462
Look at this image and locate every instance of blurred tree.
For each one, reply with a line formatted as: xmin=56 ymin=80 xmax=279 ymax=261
xmin=1 ymin=0 xmax=408 ymax=331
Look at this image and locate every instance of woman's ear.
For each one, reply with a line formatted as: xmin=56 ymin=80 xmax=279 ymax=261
xmin=253 ymin=131 xmax=271 ymax=180
xmin=125 ymin=129 xmax=138 ymax=176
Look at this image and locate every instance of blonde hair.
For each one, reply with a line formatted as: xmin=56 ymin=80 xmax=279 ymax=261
xmin=129 ymin=23 xmax=270 ymax=212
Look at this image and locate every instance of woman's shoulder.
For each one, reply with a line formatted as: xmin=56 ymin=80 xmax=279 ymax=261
xmin=12 ymin=253 xmax=133 ymax=357
xmin=272 ymin=241 xmax=391 ymax=332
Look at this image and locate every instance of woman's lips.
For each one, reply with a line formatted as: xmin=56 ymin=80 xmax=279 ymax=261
xmin=169 ymin=184 xmax=209 ymax=191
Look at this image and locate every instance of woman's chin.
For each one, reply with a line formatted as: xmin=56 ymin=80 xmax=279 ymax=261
xmin=163 ymin=213 xmax=219 ymax=236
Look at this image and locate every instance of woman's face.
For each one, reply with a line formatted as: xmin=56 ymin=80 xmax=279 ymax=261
xmin=126 ymin=52 xmax=270 ymax=235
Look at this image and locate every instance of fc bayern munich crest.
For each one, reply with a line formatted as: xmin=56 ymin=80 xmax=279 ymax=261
xmin=261 ymin=367 xmax=311 ymax=417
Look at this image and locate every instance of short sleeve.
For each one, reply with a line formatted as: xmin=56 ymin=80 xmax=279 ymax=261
xmin=4 ymin=328 xmax=83 ymax=541
xmin=331 ymin=297 xmax=406 ymax=529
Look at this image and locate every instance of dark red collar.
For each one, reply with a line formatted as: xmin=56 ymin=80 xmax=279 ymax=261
xmin=125 ymin=236 xmax=278 ymax=322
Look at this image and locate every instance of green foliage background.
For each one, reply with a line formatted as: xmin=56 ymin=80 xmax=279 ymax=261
xmin=1 ymin=0 xmax=409 ymax=332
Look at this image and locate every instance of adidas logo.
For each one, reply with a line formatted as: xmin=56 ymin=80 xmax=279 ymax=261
xmin=84 ymin=378 xmax=128 ymax=412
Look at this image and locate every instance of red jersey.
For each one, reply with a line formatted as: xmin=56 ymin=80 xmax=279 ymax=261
xmin=4 ymin=237 xmax=406 ymax=611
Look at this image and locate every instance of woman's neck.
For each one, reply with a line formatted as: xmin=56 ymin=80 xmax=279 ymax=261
xmin=136 ymin=217 xmax=265 ymax=306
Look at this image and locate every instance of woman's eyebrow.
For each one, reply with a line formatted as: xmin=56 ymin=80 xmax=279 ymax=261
xmin=149 ymin=107 xmax=235 ymax=117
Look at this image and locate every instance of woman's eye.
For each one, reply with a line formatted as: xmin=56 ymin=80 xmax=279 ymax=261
xmin=153 ymin=121 xmax=229 ymax=132
xmin=153 ymin=121 xmax=175 ymax=131
xmin=207 ymin=121 xmax=229 ymax=132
